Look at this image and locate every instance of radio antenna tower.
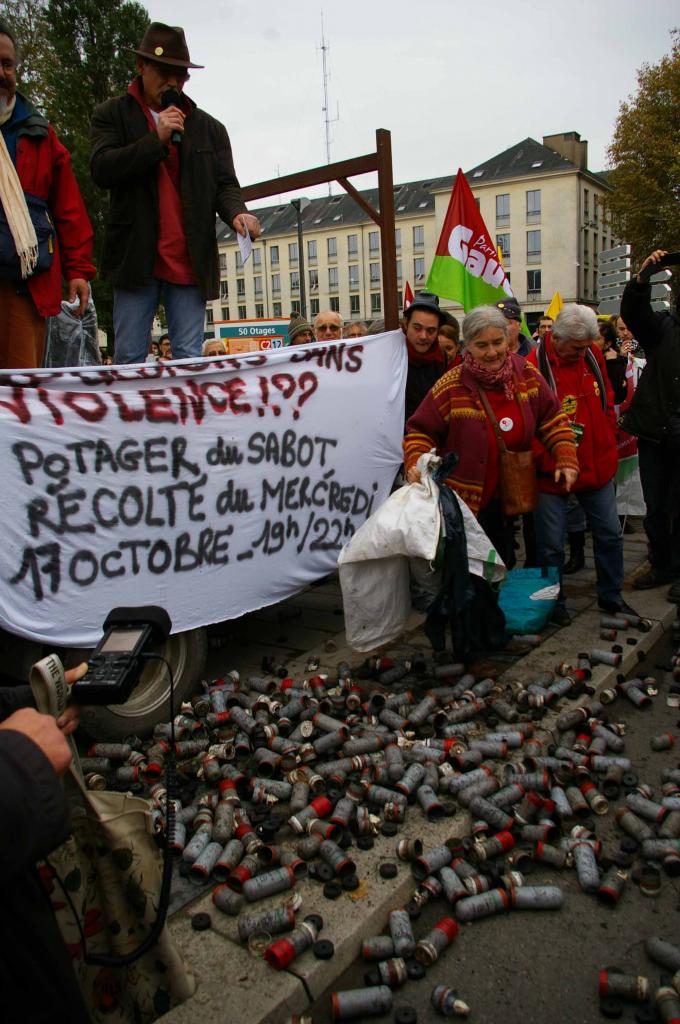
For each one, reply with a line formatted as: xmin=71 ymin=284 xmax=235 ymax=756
xmin=319 ymin=12 xmax=339 ymax=196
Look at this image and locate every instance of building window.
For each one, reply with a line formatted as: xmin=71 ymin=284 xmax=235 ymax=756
xmin=271 ymin=273 xmax=281 ymax=293
xmin=413 ymin=225 xmax=424 ymax=250
xmin=368 ymin=230 xmax=379 ymax=255
xmin=255 ymin=303 xmax=264 ymax=318
xmin=475 ymin=197 xmax=481 ymax=209
xmin=496 ymin=193 xmax=510 ymax=224
xmin=270 ymin=245 xmax=279 ymax=265
xmin=235 ymin=251 xmax=243 ymax=272
xmin=330 ymin=296 xmax=340 ymax=312
xmin=414 ymin=257 xmax=425 ymax=283
xmin=371 ymin=293 xmax=382 ymax=314
xmin=527 ymin=230 xmax=541 ymax=264
xmin=308 ymin=239 xmax=317 ymax=262
xmin=348 ymin=234 xmax=358 ymax=257
xmin=396 ymin=260 xmax=402 ymax=281
xmin=237 ymin=278 xmax=245 ymax=296
xmin=252 ymin=249 xmax=262 ymax=268
xmin=290 ymin=300 xmax=301 ymax=314
xmin=505 ymin=271 xmax=511 ymax=285
xmin=395 ymin=228 xmax=401 ymax=250
xmin=290 ymin=271 xmax=300 ymax=291
xmin=288 ymin=241 xmax=298 ymax=263
xmin=220 ymin=280 xmax=229 ymax=300
xmin=350 ymin=294 xmax=360 ymax=314
xmin=327 ymin=237 xmax=337 ymax=259
xmin=254 ymin=275 xmax=263 ymax=296
xmin=238 ymin=304 xmax=247 ymax=319
xmin=397 ymin=290 xmax=403 ymax=310
xmin=584 ymin=231 xmax=589 ymax=259
xmin=219 ymin=252 xmax=227 ymax=271
xmin=349 ymin=265 xmax=359 ymax=289
xmin=328 ymin=267 xmax=339 ymax=290
xmin=369 ymin=262 xmax=381 ymax=287
xmin=526 ymin=189 xmax=541 ymax=223
xmin=310 ymin=298 xmax=319 ymax=316
xmin=593 ymin=196 xmax=600 ymax=225
xmin=583 ymin=189 xmax=590 ymax=219
xmin=273 ymin=301 xmax=282 ymax=317
xmin=221 ymin=306 xmax=229 ymax=320
xmin=496 ymin=233 xmax=510 ymax=259
xmin=309 ymin=269 xmax=319 ymax=291
xmin=206 ymin=308 xmax=214 ymax=324
xmin=527 ymin=269 xmax=541 ymax=298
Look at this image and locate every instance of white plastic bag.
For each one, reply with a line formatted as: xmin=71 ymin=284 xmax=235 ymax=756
xmin=338 ymin=452 xmax=506 ymax=651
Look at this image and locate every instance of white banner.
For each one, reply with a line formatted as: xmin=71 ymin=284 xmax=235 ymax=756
xmin=0 ymin=334 xmax=406 ymax=645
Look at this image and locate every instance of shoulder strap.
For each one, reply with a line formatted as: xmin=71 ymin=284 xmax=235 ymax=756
xmin=476 ymin=385 xmax=509 ymax=454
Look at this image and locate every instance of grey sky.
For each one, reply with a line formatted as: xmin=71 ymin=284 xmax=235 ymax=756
xmin=148 ymin=0 xmax=676 ymax=207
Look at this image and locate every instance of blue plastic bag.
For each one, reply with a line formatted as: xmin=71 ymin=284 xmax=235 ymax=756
xmin=497 ymin=567 xmax=560 ymax=634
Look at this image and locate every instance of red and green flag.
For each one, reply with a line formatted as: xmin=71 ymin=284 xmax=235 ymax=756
xmin=426 ymin=168 xmax=516 ymax=312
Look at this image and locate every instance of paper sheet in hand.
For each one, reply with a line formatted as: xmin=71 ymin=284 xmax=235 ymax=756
xmin=238 ymin=222 xmax=253 ymax=264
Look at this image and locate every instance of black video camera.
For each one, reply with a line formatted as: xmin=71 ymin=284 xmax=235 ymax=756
xmin=72 ymin=606 xmax=171 ymax=705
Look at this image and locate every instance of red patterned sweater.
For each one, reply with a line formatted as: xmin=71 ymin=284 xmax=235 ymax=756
xmin=403 ymin=352 xmax=578 ymax=516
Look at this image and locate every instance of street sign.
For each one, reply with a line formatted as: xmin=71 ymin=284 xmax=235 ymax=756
xmin=596 ymin=257 xmax=631 ymax=274
xmin=214 ymin=318 xmax=290 ymax=354
xmin=599 ymin=244 xmax=631 ymax=261
xmin=598 ymin=282 xmax=626 ymax=299
xmin=597 ymin=299 xmax=622 ymax=315
xmin=596 ymin=269 xmax=631 ymax=287
xmin=651 ymin=283 xmax=672 ymax=299
xmin=651 ymin=299 xmax=671 ymax=312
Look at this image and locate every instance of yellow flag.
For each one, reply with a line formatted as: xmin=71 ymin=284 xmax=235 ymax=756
xmin=545 ymin=291 xmax=564 ymax=320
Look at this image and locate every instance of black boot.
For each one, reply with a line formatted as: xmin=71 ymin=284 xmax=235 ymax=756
xmin=563 ymin=530 xmax=585 ymax=574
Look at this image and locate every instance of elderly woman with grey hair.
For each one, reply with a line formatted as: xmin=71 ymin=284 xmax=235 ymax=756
xmin=528 ymin=303 xmax=639 ymax=624
xmin=404 ymin=305 xmax=578 ymax=568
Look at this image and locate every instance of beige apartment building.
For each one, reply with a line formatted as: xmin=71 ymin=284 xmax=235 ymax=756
xmin=208 ymin=131 xmax=614 ymax=334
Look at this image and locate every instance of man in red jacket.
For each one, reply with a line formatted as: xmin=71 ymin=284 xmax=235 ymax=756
xmin=0 ymin=21 xmax=95 ymax=368
xmin=529 ymin=304 xmax=638 ymax=625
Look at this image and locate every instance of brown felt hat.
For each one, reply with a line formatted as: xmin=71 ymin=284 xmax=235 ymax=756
xmin=131 ymin=22 xmax=204 ymax=69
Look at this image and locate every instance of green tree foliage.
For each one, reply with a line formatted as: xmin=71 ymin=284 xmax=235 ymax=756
xmin=607 ymin=29 xmax=680 ymax=292
xmin=0 ymin=0 xmax=149 ymax=336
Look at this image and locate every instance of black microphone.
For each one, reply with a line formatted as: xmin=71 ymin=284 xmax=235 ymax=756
xmin=161 ymin=87 xmax=183 ymax=145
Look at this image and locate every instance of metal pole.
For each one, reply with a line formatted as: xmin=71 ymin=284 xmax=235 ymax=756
xmin=293 ymin=201 xmax=307 ymax=320
xmin=376 ymin=130 xmax=398 ymax=329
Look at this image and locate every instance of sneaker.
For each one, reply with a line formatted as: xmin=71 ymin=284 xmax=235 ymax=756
xmin=633 ymin=568 xmax=674 ymax=590
xmin=550 ymin=606 xmax=571 ymax=627
xmin=668 ymin=581 xmax=680 ymax=605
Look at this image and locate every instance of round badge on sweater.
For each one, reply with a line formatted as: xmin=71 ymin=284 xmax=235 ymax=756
xmin=499 ymin=417 xmax=514 ymax=432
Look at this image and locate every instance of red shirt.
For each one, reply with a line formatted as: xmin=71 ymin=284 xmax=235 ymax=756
xmin=128 ymin=79 xmax=196 ymax=286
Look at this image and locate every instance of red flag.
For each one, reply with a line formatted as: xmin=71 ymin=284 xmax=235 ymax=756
xmin=403 ymin=281 xmax=414 ymax=313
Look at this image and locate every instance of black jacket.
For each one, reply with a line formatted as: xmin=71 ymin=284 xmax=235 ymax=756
xmin=90 ymin=86 xmax=246 ymax=300
xmin=0 ymin=686 xmax=90 ymax=1023
xmin=620 ymin=279 xmax=680 ymax=440
xmin=405 ymin=361 xmax=446 ymax=422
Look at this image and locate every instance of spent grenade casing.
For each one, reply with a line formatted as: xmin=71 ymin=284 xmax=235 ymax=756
xmin=431 ymin=985 xmax=471 ymax=1017
xmin=265 ymin=920 xmax=317 ymax=971
xmin=238 ymin=902 xmax=296 ymax=941
xmin=415 ymin=917 xmax=459 ymax=964
xmin=455 ymin=888 xmax=510 ymax=922
xmin=189 ymin=841 xmax=223 ymax=883
xmin=388 ymin=909 xmax=415 ymax=959
xmin=599 ymin=971 xmax=650 ymax=1003
xmin=211 ymin=885 xmax=244 ymax=916
xmin=331 ymin=985 xmax=393 ymax=1020
xmin=362 ymin=935 xmax=395 ymax=962
xmin=376 ymin=957 xmax=407 ymax=989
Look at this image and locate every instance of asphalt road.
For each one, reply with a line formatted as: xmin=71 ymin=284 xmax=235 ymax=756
xmin=309 ymin=625 xmax=680 ymax=1024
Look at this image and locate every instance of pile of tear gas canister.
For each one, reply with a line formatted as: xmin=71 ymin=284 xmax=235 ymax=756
xmin=79 ymin=610 xmax=680 ymax=1021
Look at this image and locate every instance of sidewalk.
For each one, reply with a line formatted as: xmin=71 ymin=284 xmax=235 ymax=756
xmin=161 ymin=522 xmax=679 ymax=1024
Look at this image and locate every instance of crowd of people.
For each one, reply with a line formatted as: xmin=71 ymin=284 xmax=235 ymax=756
xmin=402 ymin=251 xmax=680 ymax=637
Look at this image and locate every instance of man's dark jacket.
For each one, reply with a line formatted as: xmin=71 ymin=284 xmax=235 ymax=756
xmin=90 ymin=87 xmax=246 ymax=300
xmin=620 ymin=278 xmax=680 ymax=440
xmin=0 ymin=686 xmax=90 ymax=1023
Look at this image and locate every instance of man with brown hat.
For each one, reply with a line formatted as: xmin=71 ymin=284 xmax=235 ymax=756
xmin=90 ymin=22 xmax=260 ymax=363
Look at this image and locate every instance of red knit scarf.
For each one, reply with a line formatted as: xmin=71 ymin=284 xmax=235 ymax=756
xmin=463 ymin=350 xmax=515 ymax=399
xmin=406 ymin=338 xmax=446 ymax=368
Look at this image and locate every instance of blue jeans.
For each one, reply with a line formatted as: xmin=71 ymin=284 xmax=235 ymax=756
xmin=113 ymin=279 xmax=206 ymax=363
xmin=534 ymin=481 xmax=623 ymax=606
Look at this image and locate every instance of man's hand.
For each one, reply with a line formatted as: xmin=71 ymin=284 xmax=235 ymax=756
xmin=555 ymin=466 xmax=579 ymax=492
xmin=156 ymin=105 xmax=185 ymax=147
xmin=406 ymin=465 xmax=421 ymax=484
xmin=637 ymin=249 xmax=668 ymax=283
xmin=232 ymin=212 xmax=261 ymax=240
xmin=67 ymin=278 xmax=89 ymax=316
xmin=0 ymin=708 xmax=72 ymax=775
xmin=55 ymin=662 xmax=88 ymax=735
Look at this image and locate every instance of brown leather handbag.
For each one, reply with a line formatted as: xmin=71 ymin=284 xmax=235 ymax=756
xmin=478 ymin=385 xmax=538 ymax=516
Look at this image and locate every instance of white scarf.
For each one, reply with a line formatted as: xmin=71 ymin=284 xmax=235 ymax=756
xmin=0 ymin=94 xmax=39 ymax=278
